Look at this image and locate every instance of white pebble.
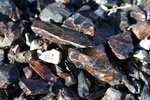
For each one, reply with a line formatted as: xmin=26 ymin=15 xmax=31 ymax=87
xmin=39 ymin=49 xmax=62 ymax=65
xmin=133 ymin=50 xmax=148 ymax=60
xmin=139 ymin=39 xmax=150 ymax=50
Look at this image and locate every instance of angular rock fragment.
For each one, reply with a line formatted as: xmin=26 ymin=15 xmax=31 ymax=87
xmin=31 ymin=19 xmax=93 ymax=48
xmin=30 ymin=39 xmax=43 ymax=51
xmin=14 ymin=51 xmax=32 ymax=63
xmin=65 ymin=75 xmax=76 ymax=86
xmin=139 ymin=39 xmax=150 ymax=50
xmin=0 ymin=21 xmax=24 ymax=48
xmin=29 ymin=60 xmax=59 ymax=82
xmin=39 ymin=49 xmax=62 ymax=65
xmin=57 ymin=88 xmax=78 ymax=100
xmin=140 ymin=84 xmax=150 ymax=100
xmin=62 ymin=13 xmax=95 ymax=36
xmin=108 ymin=31 xmax=134 ymax=59
xmin=132 ymin=21 xmax=150 ymax=40
xmin=23 ymin=67 xmax=33 ymax=79
xmin=78 ymin=71 xmax=91 ymax=98
xmin=40 ymin=2 xmax=71 ymax=23
xmin=134 ymin=50 xmax=148 ymax=60
xmin=130 ymin=8 xmax=146 ymax=21
xmin=68 ymin=46 xmax=122 ymax=86
xmin=0 ymin=64 xmax=20 ymax=88
xmin=68 ymin=46 xmax=136 ymax=93
xmin=101 ymin=87 xmax=123 ymax=100
xmin=0 ymin=0 xmax=22 ymax=21
xmin=19 ymin=79 xmax=49 ymax=95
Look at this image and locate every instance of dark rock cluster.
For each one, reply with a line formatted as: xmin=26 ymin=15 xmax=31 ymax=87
xmin=0 ymin=0 xmax=150 ymax=100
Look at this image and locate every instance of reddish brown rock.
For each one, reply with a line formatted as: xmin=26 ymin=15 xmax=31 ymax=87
xmin=19 ymin=79 xmax=49 ymax=95
xmin=31 ymin=19 xmax=93 ymax=48
xmin=108 ymin=31 xmax=134 ymax=59
xmin=68 ymin=46 xmax=122 ymax=86
xmin=68 ymin=46 xmax=136 ymax=93
xmin=29 ymin=60 xmax=59 ymax=82
xmin=132 ymin=21 xmax=150 ymax=40
xmin=62 ymin=13 xmax=95 ymax=36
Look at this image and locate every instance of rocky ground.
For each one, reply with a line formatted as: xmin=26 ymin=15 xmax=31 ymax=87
xmin=0 ymin=0 xmax=150 ymax=100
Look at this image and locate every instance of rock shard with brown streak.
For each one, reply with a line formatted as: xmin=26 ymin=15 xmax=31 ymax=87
xmin=132 ymin=21 xmax=150 ymax=40
xmin=108 ymin=31 xmax=134 ymax=59
xmin=62 ymin=13 xmax=95 ymax=36
xmin=68 ymin=45 xmax=122 ymax=86
xmin=29 ymin=60 xmax=59 ymax=82
xmin=31 ymin=19 xmax=93 ymax=48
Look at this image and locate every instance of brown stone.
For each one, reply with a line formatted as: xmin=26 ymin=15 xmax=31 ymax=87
xmin=68 ymin=46 xmax=122 ymax=86
xmin=29 ymin=60 xmax=59 ymax=82
xmin=31 ymin=19 xmax=93 ymax=48
xmin=132 ymin=21 xmax=150 ymax=40
xmin=108 ymin=31 xmax=133 ymax=59
xmin=62 ymin=13 xmax=95 ymax=36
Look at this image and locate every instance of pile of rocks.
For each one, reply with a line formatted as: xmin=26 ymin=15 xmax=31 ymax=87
xmin=0 ymin=0 xmax=150 ymax=100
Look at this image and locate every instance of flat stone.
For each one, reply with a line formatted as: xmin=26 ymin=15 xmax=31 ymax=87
xmin=0 ymin=21 xmax=23 ymax=48
xmin=0 ymin=64 xmax=20 ymax=88
xmin=132 ymin=21 xmax=150 ymax=40
xmin=101 ymin=87 xmax=123 ymax=100
xmin=29 ymin=60 xmax=59 ymax=82
xmin=30 ymin=39 xmax=43 ymax=50
xmin=39 ymin=49 xmax=62 ymax=65
xmin=14 ymin=51 xmax=32 ymax=63
xmin=78 ymin=71 xmax=91 ymax=98
xmin=62 ymin=13 xmax=95 ymax=36
xmin=0 ymin=0 xmax=22 ymax=21
xmin=68 ymin=46 xmax=122 ymax=86
xmin=108 ymin=31 xmax=134 ymax=59
xmin=31 ymin=19 xmax=93 ymax=48
xmin=65 ymin=75 xmax=76 ymax=86
xmin=39 ymin=2 xmax=71 ymax=23
xmin=19 ymin=79 xmax=49 ymax=95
